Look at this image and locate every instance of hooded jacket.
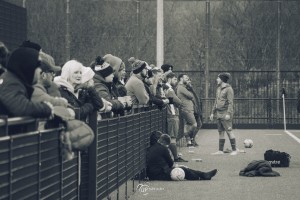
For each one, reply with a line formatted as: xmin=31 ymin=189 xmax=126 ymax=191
xmin=0 ymin=47 xmax=52 ymax=117
xmin=54 ymin=76 xmax=95 ymax=121
xmin=93 ymin=72 xmax=124 ymax=114
xmin=211 ymin=83 xmax=234 ymax=118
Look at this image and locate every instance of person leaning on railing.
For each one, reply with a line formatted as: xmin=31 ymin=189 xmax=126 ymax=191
xmin=0 ymin=47 xmax=54 ymax=118
xmin=54 ymin=60 xmax=101 ymax=121
xmin=90 ymin=56 xmax=129 ymax=117
xmin=125 ymin=57 xmax=150 ymax=112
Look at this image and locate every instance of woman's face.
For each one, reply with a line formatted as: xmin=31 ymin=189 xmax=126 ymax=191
xmin=118 ymin=68 xmax=126 ymax=80
xmin=69 ymin=69 xmax=82 ymax=85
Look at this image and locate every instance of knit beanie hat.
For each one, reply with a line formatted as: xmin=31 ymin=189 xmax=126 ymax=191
xmin=93 ymin=56 xmax=113 ymax=78
xmin=218 ymin=72 xmax=231 ymax=83
xmin=161 ymin=64 xmax=173 ymax=73
xmin=103 ymin=54 xmax=122 ymax=72
xmin=128 ymin=57 xmax=146 ymax=74
xmin=20 ymin=40 xmax=41 ymax=51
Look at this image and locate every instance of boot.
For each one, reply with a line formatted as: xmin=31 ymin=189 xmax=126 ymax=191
xmin=198 ymin=169 xmax=218 ymax=180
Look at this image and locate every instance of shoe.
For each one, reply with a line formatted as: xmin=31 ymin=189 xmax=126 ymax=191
xmin=187 ymin=143 xmax=194 ymax=147
xmin=200 ymin=169 xmax=218 ymax=180
xmin=193 ymin=141 xmax=199 ymax=147
xmin=174 ymin=157 xmax=188 ymax=162
xmin=223 ymin=148 xmax=232 ymax=153
xmin=211 ymin=151 xmax=224 ymax=155
xmin=230 ymin=151 xmax=238 ymax=155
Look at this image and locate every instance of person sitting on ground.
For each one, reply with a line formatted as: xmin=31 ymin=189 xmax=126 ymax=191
xmin=54 ymin=60 xmax=97 ymax=121
xmin=0 ymin=47 xmax=53 ymax=118
xmin=147 ymin=131 xmax=218 ymax=181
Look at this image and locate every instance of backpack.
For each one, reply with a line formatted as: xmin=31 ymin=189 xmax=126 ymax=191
xmin=264 ymin=149 xmax=291 ymax=167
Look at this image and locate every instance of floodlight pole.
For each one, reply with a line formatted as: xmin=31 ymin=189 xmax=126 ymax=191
xmin=157 ymin=0 xmax=164 ymax=68
xmin=276 ymin=1 xmax=281 ymax=120
xmin=65 ymin=0 xmax=71 ymax=61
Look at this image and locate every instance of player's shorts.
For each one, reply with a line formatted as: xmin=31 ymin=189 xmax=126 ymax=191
xmin=217 ymin=118 xmax=233 ymax=132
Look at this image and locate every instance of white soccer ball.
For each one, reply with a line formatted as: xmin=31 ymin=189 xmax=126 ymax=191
xmin=170 ymin=167 xmax=185 ymax=181
xmin=244 ymin=139 xmax=253 ymax=148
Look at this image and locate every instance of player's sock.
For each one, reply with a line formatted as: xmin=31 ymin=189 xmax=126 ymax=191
xmin=219 ymin=139 xmax=225 ymax=151
xmin=230 ymin=138 xmax=236 ymax=151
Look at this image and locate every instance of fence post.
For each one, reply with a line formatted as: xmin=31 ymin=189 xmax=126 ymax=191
xmin=267 ymin=98 xmax=272 ymax=128
xmin=87 ymin=111 xmax=98 ymax=200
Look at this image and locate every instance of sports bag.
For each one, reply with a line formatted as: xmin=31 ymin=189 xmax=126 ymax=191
xmin=264 ymin=149 xmax=291 ymax=167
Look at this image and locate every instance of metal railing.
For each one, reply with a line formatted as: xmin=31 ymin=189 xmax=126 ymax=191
xmin=202 ymin=98 xmax=300 ymax=129
xmin=0 ymin=107 xmax=167 ymax=200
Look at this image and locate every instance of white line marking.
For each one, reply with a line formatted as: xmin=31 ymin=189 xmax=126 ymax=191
xmin=265 ymin=134 xmax=282 ymax=135
xmin=285 ymin=130 xmax=300 ymax=144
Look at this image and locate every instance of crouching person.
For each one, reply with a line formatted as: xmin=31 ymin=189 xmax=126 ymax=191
xmin=146 ymin=131 xmax=218 ymax=181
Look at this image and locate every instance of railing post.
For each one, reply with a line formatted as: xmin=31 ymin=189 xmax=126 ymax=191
xmin=87 ymin=111 xmax=98 ymax=200
xmin=267 ymin=98 xmax=272 ymax=128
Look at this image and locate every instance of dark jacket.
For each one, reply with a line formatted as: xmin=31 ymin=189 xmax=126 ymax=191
xmin=112 ymin=77 xmax=127 ymax=97
xmin=186 ymin=84 xmax=202 ymax=117
xmin=239 ymin=160 xmax=280 ymax=177
xmin=0 ymin=47 xmax=52 ymax=118
xmin=146 ymin=142 xmax=174 ymax=180
xmin=93 ymin=73 xmax=124 ymax=114
xmin=58 ymin=86 xmax=94 ymax=121
xmin=144 ymin=81 xmax=165 ymax=108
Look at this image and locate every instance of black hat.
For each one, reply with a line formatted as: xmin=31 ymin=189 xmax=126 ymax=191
xmin=161 ymin=64 xmax=173 ymax=73
xmin=20 ymin=40 xmax=41 ymax=51
xmin=218 ymin=72 xmax=230 ymax=83
xmin=93 ymin=56 xmax=114 ymax=78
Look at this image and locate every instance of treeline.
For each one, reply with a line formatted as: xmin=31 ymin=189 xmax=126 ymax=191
xmin=5 ymin=0 xmax=300 ymax=72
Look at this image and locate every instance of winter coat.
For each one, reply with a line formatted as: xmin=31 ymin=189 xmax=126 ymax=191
xmin=0 ymin=47 xmax=52 ymax=118
xmin=32 ymin=83 xmax=68 ymax=107
xmin=93 ymin=73 xmax=124 ymax=114
xmin=144 ymin=81 xmax=165 ymax=108
xmin=112 ymin=77 xmax=127 ymax=97
xmin=211 ymin=83 xmax=234 ymax=117
xmin=186 ymin=84 xmax=202 ymax=117
xmin=176 ymin=83 xmax=194 ymax=112
xmin=146 ymin=142 xmax=174 ymax=180
xmin=125 ymin=74 xmax=149 ymax=106
xmin=239 ymin=160 xmax=280 ymax=177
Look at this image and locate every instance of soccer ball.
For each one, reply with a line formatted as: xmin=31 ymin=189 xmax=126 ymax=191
xmin=170 ymin=168 xmax=185 ymax=181
xmin=244 ymin=139 xmax=253 ymax=148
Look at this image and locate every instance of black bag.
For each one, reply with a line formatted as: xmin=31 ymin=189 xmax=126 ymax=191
xmin=264 ymin=149 xmax=291 ymax=167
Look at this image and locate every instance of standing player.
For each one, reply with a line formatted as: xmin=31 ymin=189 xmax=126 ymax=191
xmin=210 ymin=73 xmax=237 ymax=155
